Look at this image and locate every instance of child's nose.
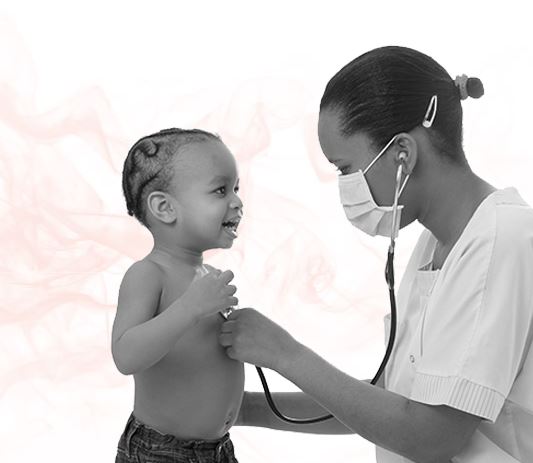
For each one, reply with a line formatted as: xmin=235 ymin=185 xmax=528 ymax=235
xmin=230 ymin=193 xmax=243 ymax=210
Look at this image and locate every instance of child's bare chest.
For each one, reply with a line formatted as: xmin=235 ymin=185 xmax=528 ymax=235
xmin=155 ymin=273 xmax=228 ymax=364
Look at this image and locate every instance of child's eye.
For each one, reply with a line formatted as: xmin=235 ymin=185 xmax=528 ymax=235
xmin=234 ymin=185 xmax=240 ymax=193
xmin=215 ymin=186 xmax=226 ymax=195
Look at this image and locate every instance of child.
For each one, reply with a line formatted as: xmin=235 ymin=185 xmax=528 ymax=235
xmin=112 ymin=128 xmax=244 ymax=463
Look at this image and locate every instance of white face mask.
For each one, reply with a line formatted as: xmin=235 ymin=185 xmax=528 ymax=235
xmin=338 ymin=135 xmax=409 ymax=238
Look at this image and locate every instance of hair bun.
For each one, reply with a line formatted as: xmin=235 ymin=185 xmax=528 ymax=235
xmin=466 ymin=77 xmax=484 ymax=99
xmin=455 ymin=74 xmax=484 ymax=100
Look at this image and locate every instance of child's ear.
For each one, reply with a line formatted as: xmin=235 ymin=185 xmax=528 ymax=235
xmin=147 ymin=191 xmax=178 ymax=224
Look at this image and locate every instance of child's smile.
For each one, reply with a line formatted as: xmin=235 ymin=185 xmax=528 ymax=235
xmin=221 ymin=211 xmax=242 ymax=238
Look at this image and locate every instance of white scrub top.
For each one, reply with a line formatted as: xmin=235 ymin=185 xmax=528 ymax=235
xmin=376 ymin=188 xmax=533 ymax=463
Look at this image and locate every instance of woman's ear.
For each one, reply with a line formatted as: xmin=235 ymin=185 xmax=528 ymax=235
xmin=146 ymin=191 xmax=178 ymax=225
xmin=394 ymin=133 xmax=417 ymax=175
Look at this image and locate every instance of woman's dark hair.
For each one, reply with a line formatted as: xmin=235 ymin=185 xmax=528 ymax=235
xmin=122 ymin=128 xmax=220 ymax=227
xmin=320 ymin=46 xmax=484 ymax=164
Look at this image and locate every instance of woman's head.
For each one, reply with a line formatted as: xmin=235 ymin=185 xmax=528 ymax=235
xmin=318 ymin=46 xmax=485 ymax=232
xmin=319 ymin=46 xmax=483 ymax=164
xmin=122 ymin=128 xmax=221 ymax=228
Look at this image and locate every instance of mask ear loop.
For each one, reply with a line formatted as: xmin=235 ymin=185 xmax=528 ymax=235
xmin=363 ymin=135 xmax=398 ymax=175
xmin=422 ymin=95 xmax=438 ymax=128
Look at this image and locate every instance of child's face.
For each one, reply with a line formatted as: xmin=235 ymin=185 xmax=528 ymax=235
xmin=170 ymin=140 xmax=243 ymax=251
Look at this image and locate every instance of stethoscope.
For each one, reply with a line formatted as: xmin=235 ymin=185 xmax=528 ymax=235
xmin=219 ymin=159 xmax=405 ymax=424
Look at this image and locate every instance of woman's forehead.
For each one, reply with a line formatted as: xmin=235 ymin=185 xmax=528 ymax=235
xmin=318 ymin=111 xmax=372 ymax=164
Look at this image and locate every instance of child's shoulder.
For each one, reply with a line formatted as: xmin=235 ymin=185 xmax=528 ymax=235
xmin=126 ymin=257 xmax=164 ymax=275
xmin=121 ymin=258 xmax=164 ymax=290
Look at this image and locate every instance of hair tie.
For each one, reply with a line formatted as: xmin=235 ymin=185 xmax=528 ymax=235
xmin=454 ymin=74 xmax=469 ymax=100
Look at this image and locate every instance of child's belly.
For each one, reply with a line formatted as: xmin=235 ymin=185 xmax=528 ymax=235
xmin=132 ymin=313 xmax=245 ymax=440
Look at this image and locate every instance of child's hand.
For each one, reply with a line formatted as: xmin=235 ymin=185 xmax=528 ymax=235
xmin=181 ymin=269 xmax=238 ymax=321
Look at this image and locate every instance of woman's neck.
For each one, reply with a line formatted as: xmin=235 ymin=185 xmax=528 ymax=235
xmin=417 ymin=164 xmax=496 ymax=248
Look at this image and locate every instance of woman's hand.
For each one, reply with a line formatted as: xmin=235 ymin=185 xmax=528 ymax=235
xmin=219 ymin=308 xmax=299 ymax=372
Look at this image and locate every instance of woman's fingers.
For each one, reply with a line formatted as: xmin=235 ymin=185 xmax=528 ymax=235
xmin=219 ymin=320 xmax=238 ymax=348
xmin=220 ymin=320 xmax=237 ymax=333
xmin=218 ymin=332 xmax=233 ymax=347
xmin=225 ymin=347 xmax=237 ymax=360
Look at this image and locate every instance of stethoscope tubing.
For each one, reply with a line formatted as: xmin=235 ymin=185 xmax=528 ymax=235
xmin=253 ymin=253 xmax=397 ymax=424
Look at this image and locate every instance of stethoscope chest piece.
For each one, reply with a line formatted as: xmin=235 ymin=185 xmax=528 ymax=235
xmin=219 ymin=307 xmax=234 ymax=320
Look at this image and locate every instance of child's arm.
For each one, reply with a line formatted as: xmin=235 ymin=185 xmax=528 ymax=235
xmin=111 ymin=261 xmax=236 ymax=375
xmin=236 ymin=376 xmax=384 ymax=434
xmin=111 ymin=260 xmax=196 ymax=375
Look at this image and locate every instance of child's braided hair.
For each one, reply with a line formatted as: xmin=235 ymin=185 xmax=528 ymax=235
xmin=122 ymin=128 xmax=220 ymax=227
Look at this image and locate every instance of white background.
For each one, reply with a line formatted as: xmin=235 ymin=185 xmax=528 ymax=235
xmin=1 ymin=1 xmax=532 ymax=461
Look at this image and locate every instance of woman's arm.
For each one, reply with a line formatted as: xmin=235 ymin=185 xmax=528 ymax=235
xmin=236 ymin=391 xmax=355 ymax=434
xmin=221 ymin=309 xmax=481 ymax=462
xmin=236 ymin=377 xmax=383 ymax=434
xmin=277 ymin=342 xmax=481 ymax=462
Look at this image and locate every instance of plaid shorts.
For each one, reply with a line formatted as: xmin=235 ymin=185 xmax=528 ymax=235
xmin=115 ymin=412 xmax=239 ymax=463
